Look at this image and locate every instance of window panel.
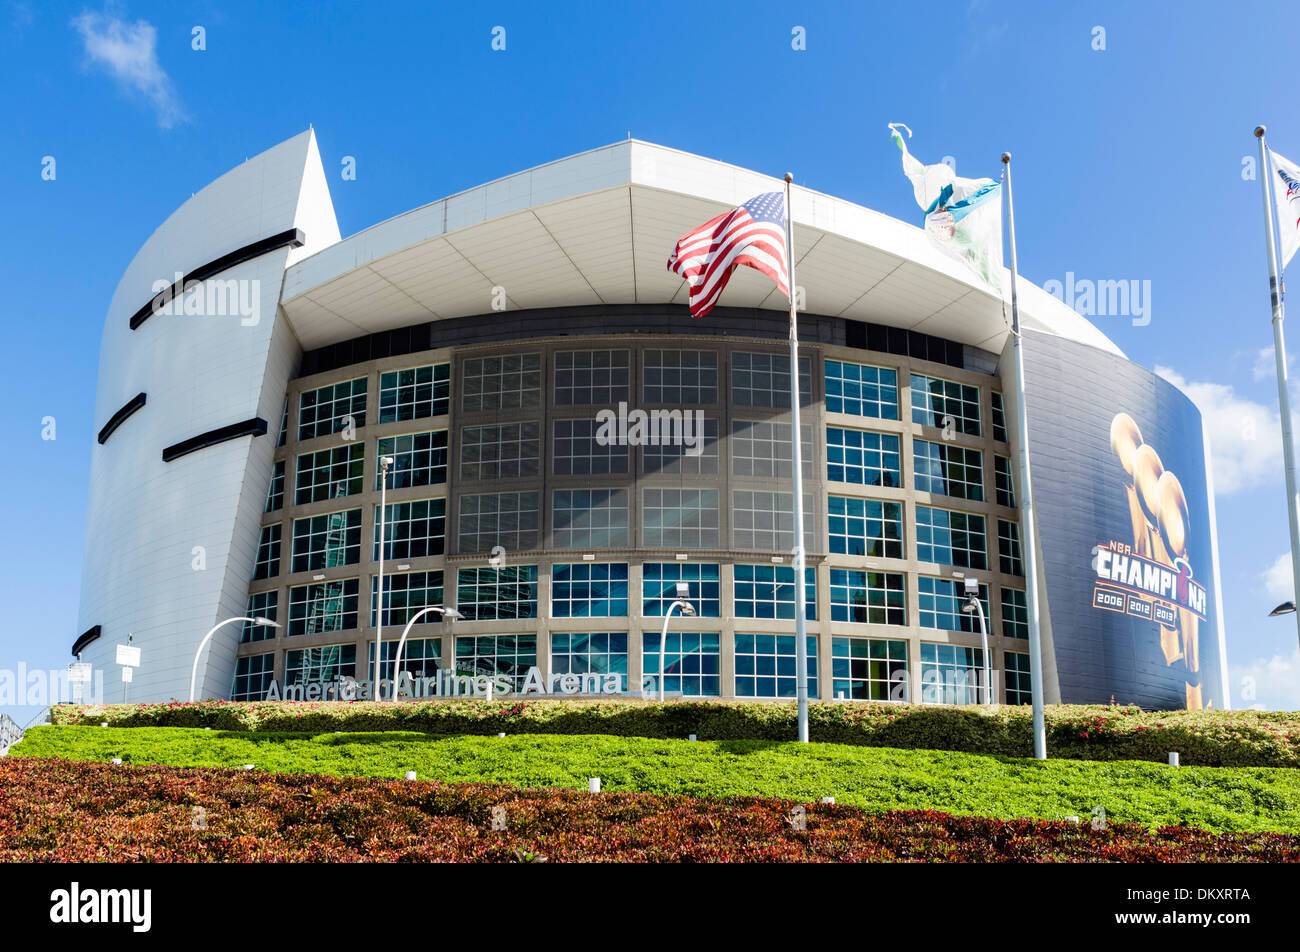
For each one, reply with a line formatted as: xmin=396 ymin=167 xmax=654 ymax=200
xmin=551 ymin=563 xmax=629 ymax=617
xmin=920 ymin=642 xmax=987 ymax=705
xmin=379 ymin=363 xmax=450 ymax=422
xmin=642 ymin=631 xmax=720 ymax=697
xmin=641 ymin=417 xmax=719 ymax=476
xmin=917 ymin=576 xmax=990 ymax=633
xmin=641 ymin=488 xmax=720 ymax=549
xmin=462 ymin=354 xmax=542 ymax=412
xmin=731 ymin=490 xmax=816 ymax=553
xmin=285 ymin=644 xmax=356 ymax=685
xmin=1001 ymin=587 xmax=1028 ymax=640
xmin=457 ymin=492 xmax=539 ymax=553
xmin=295 ymin=443 xmax=365 ymax=505
xmin=460 ymin=422 xmax=541 ymax=481
xmin=643 ymin=349 xmax=718 ymax=404
xmin=254 ymin=523 xmax=281 ymax=580
xmin=378 ymin=431 xmax=448 ymax=490
xmin=241 ymin=591 xmax=278 ymax=643
xmin=291 ymin=509 xmax=362 ymax=572
xmin=371 ymin=570 xmax=445 ymax=627
xmin=265 ymin=459 xmax=285 ymax=513
xmin=554 ymin=349 xmax=630 ymax=405
xmin=829 ymin=569 xmax=906 ymax=625
xmin=455 ymin=566 xmax=538 ymax=620
xmin=999 ymin=519 xmax=1024 ymax=576
xmin=915 ymin=506 xmax=987 ymax=570
xmin=552 ymin=489 xmax=630 ymax=549
xmin=992 ymin=391 xmax=1008 ymax=443
xmin=733 ymin=564 xmax=816 ymax=620
xmin=734 ymin=633 xmax=818 ymax=698
xmin=913 ymin=439 xmax=983 ymax=501
xmin=553 ymin=418 xmax=629 ymax=476
xmin=994 ymin=455 xmax=1016 ymax=508
xmin=826 ymin=427 xmax=901 ymax=487
xmin=232 ymin=653 xmax=275 ymax=701
xmin=375 ymin=498 xmax=446 ymax=560
xmin=298 ymin=378 xmax=366 ymax=441
xmin=551 ymin=632 xmax=628 ymax=691
xmin=731 ymin=352 xmax=812 ymax=407
xmin=730 ymin=419 xmax=814 ymax=479
xmin=910 ymin=373 xmax=981 ymax=437
xmin=641 ymin=562 xmax=721 ymax=617
xmin=370 ymin=637 xmax=442 ymax=684
xmin=831 ymin=637 xmax=908 ymax=702
xmin=287 ymin=579 xmax=359 ymax=637
xmin=827 ymin=495 xmax=903 ymax=558
xmin=456 ymin=634 xmax=537 ymax=692
xmin=824 ymin=360 xmax=898 ymax=420
xmin=1005 ymin=650 xmax=1032 ymax=705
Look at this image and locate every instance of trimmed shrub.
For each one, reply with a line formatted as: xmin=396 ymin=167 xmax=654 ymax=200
xmin=50 ymin=699 xmax=1300 ymax=768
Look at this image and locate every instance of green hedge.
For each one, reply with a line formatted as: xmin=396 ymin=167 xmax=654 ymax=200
xmin=50 ymin=699 xmax=1300 ymax=768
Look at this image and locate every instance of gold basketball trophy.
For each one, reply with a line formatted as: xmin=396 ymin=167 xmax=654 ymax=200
xmin=1108 ymin=412 xmax=1203 ymax=709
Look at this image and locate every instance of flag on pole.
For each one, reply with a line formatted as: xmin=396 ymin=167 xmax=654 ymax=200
xmin=889 ymin=124 xmax=1004 ymax=294
xmin=667 ymin=191 xmax=789 ymax=318
xmin=1270 ymin=148 xmax=1300 ymax=269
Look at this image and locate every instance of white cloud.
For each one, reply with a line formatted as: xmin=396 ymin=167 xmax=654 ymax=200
xmin=1155 ymin=365 xmax=1289 ymax=495
xmin=71 ymin=9 xmax=185 ymax=128
xmin=1264 ymin=552 xmax=1295 ymax=603
xmin=1230 ymin=647 xmax=1300 ymax=711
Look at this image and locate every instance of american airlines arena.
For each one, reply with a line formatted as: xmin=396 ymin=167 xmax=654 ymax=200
xmin=73 ymin=130 xmax=1231 ymax=711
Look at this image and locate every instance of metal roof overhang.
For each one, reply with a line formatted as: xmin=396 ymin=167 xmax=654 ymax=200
xmin=280 ymin=140 xmax=1121 ymax=358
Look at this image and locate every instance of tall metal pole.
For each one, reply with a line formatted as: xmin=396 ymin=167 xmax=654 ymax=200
xmin=784 ymin=173 xmax=811 ymax=744
xmin=375 ymin=455 xmax=392 ymax=701
xmin=1001 ymin=153 xmax=1047 ymax=759
xmin=1255 ymin=126 xmax=1300 ymax=652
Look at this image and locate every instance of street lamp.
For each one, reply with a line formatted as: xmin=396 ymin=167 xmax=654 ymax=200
xmin=1269 ymin=601 xmax=1296 ymax=617
xmin=656 ymin=582 xmax=696 ymax=702
xmin=190 ymin=616 xmax=281 ymax=702
xmin=375 ymin=455 xmax=394 ymax=701
xmin=388 ymin=605 xmax=462 ymax=700
xmin=960 ymin=577 xmax=992 ymax=706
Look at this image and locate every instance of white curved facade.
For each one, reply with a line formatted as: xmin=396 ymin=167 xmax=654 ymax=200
xmin=77 ymin=131 xmax=1225 ymax=708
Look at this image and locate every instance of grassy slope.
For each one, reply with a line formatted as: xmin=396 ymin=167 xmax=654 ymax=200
xmin=14 ymin=726 xmax=1300 ymax=835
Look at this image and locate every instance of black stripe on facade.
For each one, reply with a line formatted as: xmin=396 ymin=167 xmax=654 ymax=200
xmin=162 ymin=417 xmax=268 ymax=463
xmin=72 ymin=625 xmax=102 ymax=657
xmin=128 ymin=228 xmax=306 ymax=331
xmin=96 ymin=392 xmax=147 ymax=445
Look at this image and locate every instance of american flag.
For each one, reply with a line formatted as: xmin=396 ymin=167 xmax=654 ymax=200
xmin=667 ymin=191 xmax=790 ymax=318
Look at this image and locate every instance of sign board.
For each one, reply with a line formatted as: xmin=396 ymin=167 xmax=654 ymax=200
xmin=116 ymin=644 xmax=141 ymax=668
xmin=68 ymin=663 xmax=92 ymax=684
xmin=121 ymin=666 xmax=134 ymax=683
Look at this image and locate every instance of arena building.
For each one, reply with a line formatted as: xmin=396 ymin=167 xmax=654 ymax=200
xmin=73 ymin=131 xmax=1230 ymax=710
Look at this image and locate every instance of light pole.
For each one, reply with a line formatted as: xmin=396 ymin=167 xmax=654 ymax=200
xmin=656 ymin=582 xmax=696 ymax=702
xmin=190 ymin=616 xmax=280 ymax=702
xmin=388 ymin=605 xmax=461 ymax=700
xmin=375 ymin=455 xmax=394 ymax=701
xmin=960 ymin=577 xmax=992 ymax=705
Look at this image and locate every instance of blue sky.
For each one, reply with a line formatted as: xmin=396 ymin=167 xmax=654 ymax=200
xmin=2 ymin=0 xmax=1298 ymax=723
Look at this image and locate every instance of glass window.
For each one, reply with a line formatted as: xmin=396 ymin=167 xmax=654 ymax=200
xmin=831 ymin=637 xmax=908 ymax=702
xmin=730 ymin=419 xmax=814 ymax=479
xmin=552 ymin=489 xmax=630 ymax=549
xmin=829 ymin=569 xmax=906 ymax=625
xmin=456 ymin=634 xmax=537 ymax=692
xmin=551 ymin=563 xmax=629 ymax=618
xmin=378 ymin=431 xmax=448 ymax=490
xmin=379 ymin=363 xmax=450 ymax=422
xmin=375 ymin=498 xmax=446 ymax=561
xmin=457 ymin=492 xmax=539 ymax=553
xmin=298 ymin=378 xmax=366 ymax=441
xmin=1001 ymin=587 xmax=1028 ymax=640
xmin=642 ymin=488 xmax=720 ymax=549
xmin=287 ymin=579 xmax=359 ymax=637
xmin=913 ymin=439 xmax=983 ymax=501
xmin=642 ymin=631 xmax=720 ymax=697
xmin=917 ymin=576 xmax=990 ymax=633
xmin=910 ymin=373 xmax=980 ymax=437
xmin=553 ymin=419 xmax=629 ymax=476
xmin=551 ymin=632 xmax=628 ymax=691
xmin=999 ymin=519 xmax=1024 ymax=576
xmin=915 ymin=506 xmax=987 ymax=570
xmin=456 ymin=566 xmax=538 ymax=620
xmin=231 ymin=653 xmax=275 ymax=701
xmin=295 ymin=443 xmax=365 ymax=505
xmin=994 ymin=455 xmax=1016 ymax=508
xmin=276 ymin=399 xmax=288 ymax=448
xmin=734 ymin=633 xmax=818 ymax=698
xmin=462 ymin=354 xmax=542 ymax=412
xmin=285 ymin=644 xmax=357 ymax=686
xmin=824 ymin=360 xmax=898 ymax=419
xmin=828 ymin=496 xmax=903 ymax=558
xmin=460 ymin=422 xmax=541 ymax=481
xmin=642 ymin=563 xmax=721 ymax=617
xmin=641 ymin=416 xmax=720 ymax=476
xmin=731 ymin=490 xmax=815 ymax=553
xmin=731 ymin=352 xmax=812 ymax=407
xmin=992 ymin=392 xmax=1008 ymax=443
xmin=826 ymin=427 xmax=901 ymax=487
xmin=371 ymin=570 xmax=444 ymax=627
xmin=920 ymin=643 xmax=987 ymax=705
xmin=643 ymin=349 xmax=718 ymax=404
xmin=291 ymin=509 xmax=362 ymax=572
xmin=241 ymin=591 xmax=278 ymax=643
xmin=1005 ymin=650 xmax=1032 ymax=705
xmin=265 ymin=459 xmax=285 ymax=513
xmin=554 ymin=349 xmax=630 ymax=405
xmin=733 ymin=564 xmax=816 ymax=620
xmin=371 ymin=637 xmax=442 ymax=684
xmin=254 ymin=523 xmax=281 ymax=580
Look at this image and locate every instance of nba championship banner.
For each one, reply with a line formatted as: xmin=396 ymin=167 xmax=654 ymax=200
xmin=1017 ymin=331 xmax=1225 ymax=710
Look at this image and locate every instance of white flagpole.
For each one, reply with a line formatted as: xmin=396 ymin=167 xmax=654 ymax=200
xmin=784 ymin=172 xmax=810 ymax=743
xmin=1255 ymin=125 xmax=1300 ymax=650
xmin=1001 ymin=153 xmax=1047 ymax=759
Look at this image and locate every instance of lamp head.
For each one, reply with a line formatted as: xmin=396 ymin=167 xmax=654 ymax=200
xmin=679 ymin=603 xmax=697 ymax=617
xmin=439 ymin=607 xmax=463 ymax=621
xmin=963 ymin=577 xmax=979 ymax=596
xmin=1269 ymin=600 xmax=1296 ymax=617
xmin=254 ymin=617 xmax=281 ymax=628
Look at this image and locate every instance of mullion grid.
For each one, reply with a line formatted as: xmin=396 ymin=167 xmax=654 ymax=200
xmin=291 ymin=509 xmax=362 ymax=572
xmin=999 ymin=519 xmax=1024 ymax=576
xmin=371 ymin=570 xmax=445 ymax=627
xmin=298 ymin=378 xmax=367 ymax=441
xmin=733 ymin=564 xmax=817 ymax=620
xmin=460 ymin=422 xmax=541 ymax=481
xmin=920 ymin=642 xmax=986 ymax=705
xmin=829 ymin=569 xmax=906 ymax=625
xmin=378 ymin=431 xmax=448 ymax=490
xmin=375 ymin=498 xmax=446 ymax=561
xmin=553 ymin=418 xmax=629 ymax=476
xmin=551 ymin=633 xmax=629 ymax=691
xmin=457 ymin=492 xmax=539 ymax=554
xmin=831 ymin=637 xmax=908 ymax=702
xmin=913 ymin=439 xmax=983 ymax=501
xmin=910 ymin=373 xmax=981 ymax=437
xmin=456 ymin=634 xmax=537 ymax=691
xmin=825 ymin=427 xmax=901 ymax=487
xmin=461 ymin=354 xmax=542 ymax=412
xmin=733 ymin=633 xmax=818 ymax=698
xmin=455 ymin=566 xmax=538 ymax=621
xmin=554 ymin=349 xmax=630 ymax=405
xmin=550 ymin=563 xmax=629 ymax=618
xmin=917 ymin=576 xmax=990 ymax=633
xmin=295 ymin=442 xmax=365 ymax=505
xmin=378 ymin=363 xmax=450 ymax=423
xmin=823 ymin=359 xmax=898 ymax=420
xmin=287 ymin=579 xmax=359 ymax=637
xmin=643 ymin=349 xmax=718 ymax=404
xmin=915 ymin=506 xmax=987 ymax=570
xmin=827 ymin=495 xmax=903 ymax=558
xmin=552 ymin=489 xmax=630 ymax=549
xmin=642 ymin=631 xmax=720 ymax=697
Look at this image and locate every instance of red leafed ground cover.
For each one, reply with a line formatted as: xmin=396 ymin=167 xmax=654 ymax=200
xmin=2 ymin=757 xmax=1297 ymax=862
